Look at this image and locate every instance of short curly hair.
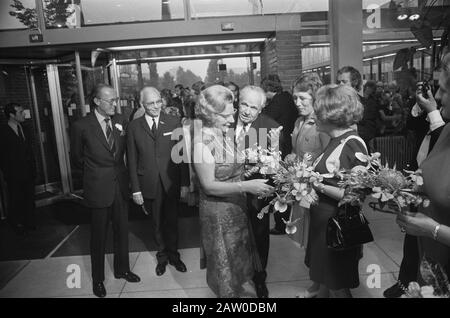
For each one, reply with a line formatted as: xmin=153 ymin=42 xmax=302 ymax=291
xmin=292 ymin=72 xmax=323 ymax=96
xmin=313 ymin=84 xmax=363 ymax=128
xmin=337 ymin=66 xmax=362 ymax=91
xmin=195 ymin=85 xmax=234 ymax=127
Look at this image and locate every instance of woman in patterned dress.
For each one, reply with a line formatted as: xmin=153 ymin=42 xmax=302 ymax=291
xmin=192 ymin=85 xmax=273 ymax=297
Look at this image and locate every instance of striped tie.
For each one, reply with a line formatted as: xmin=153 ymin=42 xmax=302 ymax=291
xmin=104 ymin=118 xmax=116 ymax=155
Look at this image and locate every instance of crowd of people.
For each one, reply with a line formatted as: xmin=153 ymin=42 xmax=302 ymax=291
xmin=1 ymin=52 xmax=450 ymax=299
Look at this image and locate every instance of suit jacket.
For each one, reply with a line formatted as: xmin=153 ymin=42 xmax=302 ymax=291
xmin=262 ymin=91 xmax=297 ymax=157
xmin=233 ymin=113 xmax=282 ymax=211
xmin=70 ymin=113 xmax=129 ymax=209
xmin=0 ymin=123 xmax=36 ymax=184
xmin=127 ymin=112 xmax=189 ymax=199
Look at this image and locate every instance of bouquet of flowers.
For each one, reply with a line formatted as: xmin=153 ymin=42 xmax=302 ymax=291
xmin=403 ymin=256 xmax=450 ymax=298
xmin=332 ymin=152 xmax=429 ymax=212
xmin=242 ymin=126 xmax=284 ymax=177
xmin=257 ymin=153 xmax=324 ymax=234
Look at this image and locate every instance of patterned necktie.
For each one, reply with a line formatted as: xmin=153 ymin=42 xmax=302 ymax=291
xmin=151 ymin=117 xmax=157 ymax=135
xmin=104 ymin=118 xmax=116 ymax=155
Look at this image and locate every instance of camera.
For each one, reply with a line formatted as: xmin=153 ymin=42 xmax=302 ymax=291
xmin=417 ymin=80 xmax=431 ymax=98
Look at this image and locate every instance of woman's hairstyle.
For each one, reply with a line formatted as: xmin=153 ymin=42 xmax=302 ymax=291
xmin=313 ymin=84 xmax=364 ymax=128
xmin=195 ymin=85 xmax=234 ymax=127
xmin=292 ymin=72 xmax=323 ymax=96
xmin=192 ymin=81 xmax=206 ymax=95
xmin=261 ymin=74 xmax=282 ymax=94
xmin=160 ymin=88 xmax=174 ymax=106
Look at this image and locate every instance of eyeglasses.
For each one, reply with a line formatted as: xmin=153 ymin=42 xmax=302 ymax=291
xmin=143 ymin=100 xmax=163 ymax=107
xmin=216 ymin=109 xmax=237 ymax=119
xmin=100 ymin=98 xmax=119 ymax=105
xmin=239 ymin=102 xmax=260 ymax=112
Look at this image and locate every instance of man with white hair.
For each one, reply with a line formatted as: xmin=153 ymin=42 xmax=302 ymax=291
xmin=127 ymin=86 xmax=189 ymax=277
xmin=234 ymin=85 xmax=283 ymax=298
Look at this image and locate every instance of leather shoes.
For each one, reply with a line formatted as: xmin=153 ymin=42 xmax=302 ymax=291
xmin=383 ymin=282 xmax=405 ymax=298
xmin=93 ymin=282 xmax=106 ymax=298
xmin=254 ymin=281 xmax=269 ymax=298
xmin=169 ymin=259 xmax=187 ymax=273
xmin=156 ymin=262 xmax=167 ymax=276
xmin=114 ymin=271 xmax=141 ymax=283
xmin=269 ymin=228 xmax=285 ymax=235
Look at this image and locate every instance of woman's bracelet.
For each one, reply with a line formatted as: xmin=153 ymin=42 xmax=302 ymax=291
xmin=433 ymin=224 xmax=441 ymax=241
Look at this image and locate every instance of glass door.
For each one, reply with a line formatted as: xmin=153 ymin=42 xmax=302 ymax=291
xmin=47 ymin=55 xmax=109 ymax=195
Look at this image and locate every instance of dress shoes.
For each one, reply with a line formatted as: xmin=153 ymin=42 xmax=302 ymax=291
xmin=156 ymin=262 xmax=167 ymax=276
xmin=93 ymin=282 xmax=106 ymax=298
xmin=169 ymin=259 xmax=187 ymax=273
xmin=269 ymin=227 xmax=285 ymax=235
xmin=114 ymin=271 xmax=141 ymax=283
xmin=383 ymin=282 xmax=405 ymax=298
xmin=254 ymin=281 xmax=269 ymax=298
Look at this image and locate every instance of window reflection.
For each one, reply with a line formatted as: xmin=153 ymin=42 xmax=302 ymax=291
xmin=41 ymin=0 xmax=184 ymax=28
xmin=2 ymin=0 xmax=36 ymax=30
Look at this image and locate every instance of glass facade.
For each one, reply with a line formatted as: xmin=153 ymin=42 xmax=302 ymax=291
xmin=190 ymin=0 xmax=328 ymax=18
xmin=41 ymin=0 xmax=185 ymax=29
xmin=0 ymin=0 xmax=36 ymax=30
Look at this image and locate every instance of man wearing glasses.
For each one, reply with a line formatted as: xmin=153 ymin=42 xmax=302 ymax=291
xmin=234 ymin=85 xmax=283 ymax=298
xmin=127 ymin=86 xmax=189 ymax=277
xmin=71 ymin=84 xmax=140 ymax=298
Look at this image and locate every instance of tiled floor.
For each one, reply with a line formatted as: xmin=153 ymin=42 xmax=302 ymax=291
xmin=0 ymin=204 xmax=404 ymax=298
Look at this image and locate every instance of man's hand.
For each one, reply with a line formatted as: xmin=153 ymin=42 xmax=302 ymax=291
xmin=132 ymin=192 xmax=144 ymax=206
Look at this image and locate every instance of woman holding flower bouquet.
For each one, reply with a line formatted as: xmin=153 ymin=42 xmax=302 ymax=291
xmin=192 ymin=85 xmax=274 ymax=297
xmin=290 ymin=73 xmax=330 ymax=298
xmin=305 ymin=84 xmax=367 ymax=298
xmin=396 ymin=52 xmax=450 ymax=277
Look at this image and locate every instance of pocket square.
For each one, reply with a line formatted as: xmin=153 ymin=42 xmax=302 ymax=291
xmin=163 ymin=132 xmax=172 ymax=136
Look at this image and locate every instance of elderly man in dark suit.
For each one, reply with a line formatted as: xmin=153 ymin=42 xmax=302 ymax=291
xmin=71 ymin=84 xmax=140 ymax=298
xmin=234 ymin=85 xmax=283 ymax=298
xmin=0 ymin=103 xmax=36 ymax=235
xmin=127 ymin=86 xmax=189 ymax=277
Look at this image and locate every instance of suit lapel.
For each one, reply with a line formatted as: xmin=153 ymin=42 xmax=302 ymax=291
xmin=88 ymin=114 xmax=110 ymax=152
xmin=140 ymin=116 xmax=154 ymax=140
xmin=157 ymin=113 xmax=168 ymax=139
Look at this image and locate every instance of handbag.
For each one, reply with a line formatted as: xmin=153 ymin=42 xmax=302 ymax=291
xmin=326 ymin=204 xmax=374 ymax=251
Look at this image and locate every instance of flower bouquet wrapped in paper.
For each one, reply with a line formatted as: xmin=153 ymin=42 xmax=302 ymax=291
xmin=333 ymin=152 xmax=429 ymax=213
xmin=403 ymin=256 xmax=450 ymax=298
xmin=257 ymin=153 xmax=323 ymax=234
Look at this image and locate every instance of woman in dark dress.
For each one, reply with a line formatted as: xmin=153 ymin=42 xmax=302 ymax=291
xmin=396 ymin=52 xmax=450 ymax=276
xmin=306 ymin=84 xmax=368 ymax=298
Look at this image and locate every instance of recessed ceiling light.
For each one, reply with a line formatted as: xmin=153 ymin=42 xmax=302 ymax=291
xmin=397 ymin=14 xmax=409 ymax=20
xmin=409 ymin=14 xmax=420 ymax=21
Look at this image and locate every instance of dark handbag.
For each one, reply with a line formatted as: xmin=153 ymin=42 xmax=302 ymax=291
xmin=326 ymin=204 xmax=374 ymax=251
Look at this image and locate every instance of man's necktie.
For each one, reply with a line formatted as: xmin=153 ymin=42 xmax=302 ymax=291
xmin=104 ymin=118 xmax=116 ymax=155
xmin=17 ymin=124 xmax=25 ymax=141
xmin=151 ymin=117 xmax=157 ymax=135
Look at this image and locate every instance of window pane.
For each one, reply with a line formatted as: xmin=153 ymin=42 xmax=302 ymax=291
xmin=190 ymin=0 xmax=328 ymax=18
xmin=0 ymin=0 xmax=37 ymax=30
xmin=42 ymin=0 xmax=184 ymax=29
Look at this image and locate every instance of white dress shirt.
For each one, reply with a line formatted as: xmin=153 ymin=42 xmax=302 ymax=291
xmin=145 ymin=113 xmax=160 ymax=131
xmin=94 ymin=108 xmax=112 ymax=139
